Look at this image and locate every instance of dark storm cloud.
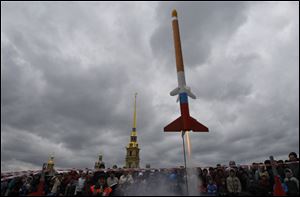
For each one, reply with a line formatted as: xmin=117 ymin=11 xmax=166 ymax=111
xmin=1 ymin=1 xmax=156 ymax=170
xmin=1 ymin=1 xmax=299 ymax=171
xmin=1 ymin=29 xmax=129 ymax=148
xmin=148 ymin=1 xmax=299 ymax=167
xmin=151 ymin=1 xmax=247 ymax=68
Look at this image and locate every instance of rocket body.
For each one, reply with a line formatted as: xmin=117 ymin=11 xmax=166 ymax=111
xmin=164 ymin=10 xmax=208 ymax=132
xmin=172 ymin=11 xmax=186 ymax=87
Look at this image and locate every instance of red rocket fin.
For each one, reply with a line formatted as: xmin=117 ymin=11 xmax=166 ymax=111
xmin=164 ymin=116 xmax=209 ymax=132
xmin=164 ymin=116 xmax=182 ymax=132
xmin=189 ymin=116 xmax=209 ymax=132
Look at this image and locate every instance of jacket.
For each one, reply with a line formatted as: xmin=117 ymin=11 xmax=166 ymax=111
xmin=226 ymin=176 xmax=242 ymax=193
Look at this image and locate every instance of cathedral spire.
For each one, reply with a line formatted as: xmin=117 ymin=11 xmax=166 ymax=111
xmin=129 ymin=93 xmax=138 ymax=147
xmin=126 ymin=93 xmax=140 ymax=168
xmin=133 ymin=92 xmax=137 ymax=130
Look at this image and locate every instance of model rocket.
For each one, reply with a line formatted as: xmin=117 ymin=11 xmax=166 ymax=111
xmin=164 ymin=10 xmax=209 ymax=132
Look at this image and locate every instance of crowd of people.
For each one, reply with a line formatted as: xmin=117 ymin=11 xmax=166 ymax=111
xmin=1 ymin=152 xmax=299 ymax=196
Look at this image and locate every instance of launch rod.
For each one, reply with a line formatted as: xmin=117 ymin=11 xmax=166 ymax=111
xmin=182 ymin=131 xmax=189 ymax=196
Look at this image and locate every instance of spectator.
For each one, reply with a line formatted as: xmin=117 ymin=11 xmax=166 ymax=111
xmin=248 ymin=163 xmax=259 ymax=195
xmin=264 ymin=160 xmax=275 ymax=189
xmin=1 ymin=153 xmax=299 ymax=196
xmin=254 ymin=163 xmax=265 ymax=182
xmin=168 ymin=169 xmax=179 ymax=195
xmin=226 ymin=168 xmax=242 ymax=196
xmin=48 ymin=174 xmax=62 ymax=196
xmin=90 ymin=176 xmax=112 ymax=196
xmin=118 ymin=170 xmax=134 ymax=195
xmin=107 ymin=171 xmax=119 ymax=195
xmin=60 ymin=173 xmax=70 ymax=195
xmin=119 ymin=170 xmax=133 ymax=185
xmin=107 ymin=172 xmax=118 ymax=188
xmin=207 ymin=176 xmax=217 ymax=195
xmin=251 ymin=163 xmax=258 ymax=176
xmin=64 ymin=177 xmax=77 ymax=196
xmin=208 ymin=167 xmax=216 ymax=181
xmin=214 ymin=168 xmax=226 ymax=195
xmin=277 ymin=160 xmax=286 ymax=181
xmin=257 ymin=172 xmax=272 ymax=196
xmin=83 ymin=172 xmax=94 ymax=196
xmin=75 ymin=172 xmax=86 ymax=196
xmin=284 ymin=168 xmax=299 ymax=196
xmin=197 ymin=167 xmax=203 ymax=178
xmin=19 ymin=176 xmax=31 ymax=196
xmin=239 ymin=170 xmax=250 ymax=194
xmin=93 ymin=170 xmax=106 ymax=185
xmin=288 ymin=152 xmax=299 ymax=180
xmin=289 ymin=152 xmax=298 ymax=161
xmin=201 ymin=168 xmax=209 ymax=190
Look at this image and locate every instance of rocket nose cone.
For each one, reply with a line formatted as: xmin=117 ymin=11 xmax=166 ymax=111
xmin=172 ymin=9 xmax=178 ymax=18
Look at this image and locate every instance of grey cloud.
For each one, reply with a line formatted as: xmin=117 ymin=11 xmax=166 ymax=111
xmin=151 ymin=1 xmax=247 ymax=68
xmin=1 ymin=2 xmax=299 ymax=171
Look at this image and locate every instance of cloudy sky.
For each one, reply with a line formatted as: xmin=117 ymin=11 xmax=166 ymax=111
xmin=1 ymin=1 xmax=299 ymax=171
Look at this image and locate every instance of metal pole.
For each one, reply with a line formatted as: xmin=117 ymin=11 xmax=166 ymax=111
xmin=182 ymin=131 xmax=189 ymax=196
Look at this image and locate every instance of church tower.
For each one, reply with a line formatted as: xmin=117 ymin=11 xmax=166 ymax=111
xmin=46 ymin=154 xmax=56 ymax=176
xmin=125 ymin=93 xmax=140 ymax=168
xmin=47 ymin=154 xmax=55 ymax=171
xmin=94 ymin=153 xmax=105 ymax=170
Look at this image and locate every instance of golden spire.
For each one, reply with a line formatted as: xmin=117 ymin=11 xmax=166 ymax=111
xmin=129 ymin=93 xmax=138 ymax=147
xmin=133 ymin=92 xmax=137 ymax=130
